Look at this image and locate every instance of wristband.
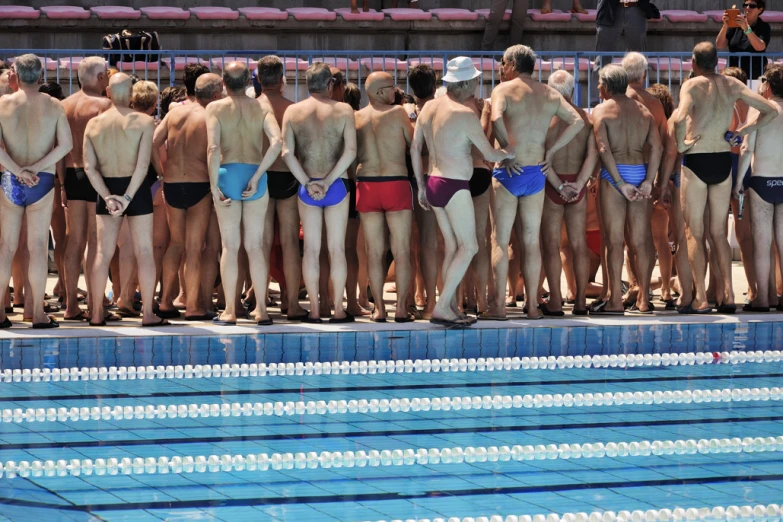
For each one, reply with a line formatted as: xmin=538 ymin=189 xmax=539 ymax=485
xmin=557 ymin=183 xmax=564 ymax=193
xmin=615 ymin=179 xmax=626 ymax=188
xmin=744 ymin=27 xmax=753 ymax=35
xmin=123 ymin=193 xmax=132 ymax=202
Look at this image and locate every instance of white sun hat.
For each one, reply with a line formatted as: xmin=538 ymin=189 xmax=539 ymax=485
xmin=442 ymin=56 xmax=482 ymax=83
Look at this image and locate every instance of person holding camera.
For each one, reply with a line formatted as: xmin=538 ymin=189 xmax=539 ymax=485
xmin=717 ymin=0 xmax=771 ymax=80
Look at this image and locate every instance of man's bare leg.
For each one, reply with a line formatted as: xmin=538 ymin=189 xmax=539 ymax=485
xmin=707 ymin=178 xmax=735 ymax=307
xmin=201 ymin=210 xmax=220 ymax=313
xmin=472 ymin=189 xmax=491 ymax=314
xmin=415 ymin=198 xmax=438 ymax=316
xmin=214 ymin=202 xmax=243 ymax=323
xmin=0 ymin=196 xmax=24 ymax=323
xmin=387 ymin=211 xmax=413 ymax=319
xmin=681 ymin=169 xmax=711 ymax=311
xmin=243 ymin=196 xmax=271 ymax=323
xmin=731 ymin=197 xmax=756 ymax=302
xmin=516 ymin=191 xmax=545 ymax=319
xmin=152 ymin=192 xmax=168 ymax=297
xmin=667 ymin=188 xmax=692 ymax=307
xmin=345 ymin=216 xmax=367 ymax=316
xmin=116 ymin=223 xmax=138 ymax=315
xmin=651 ymin=207 xmax=673 ymax=302
xmin=90 ymin=215 xmax=123 ymax=325
xmin=356 ymin=224 xmax=371 ymax=309
xmin=772 ymin=204 xmax=783 ymax=309
xmin=175 ymin=197 xmax=212 ymax=317
xmin=325 ymin=198 xmax=350 ymax=321
xmin=11 ymin=227 xmax=25 ymax=307
xmin=362 ymin=212 xmax=389 ymax=321
xmin=541 ymin=198 xmax=566 ymax=311
xmin=564 ymin=199 xmax=589 ymax=312
xmin=628 ymin=199 xmax=655 ymax=312
xmin=265 ymin=196 xmax=306 ymax=319
xmin=432 ymin=191 xmax=478 ymax=322
xmin=126 ymin=214 xmax=164 ymax=325
xmin=160 ymin=206 xmax=186 ymax=314
xmin=490 ymin=184 xmax=518 ymax=317
xmin=300 ymin=203 xmax=324 ymax=320
xmin=751 ymin=190 xmax=773 ymax=308
xmin=600 ymin=179 xmax=629 ymax=313
xmin=23 ymin=192 xmax=56 ymax=325
xmin=51 ymin=189 xmax=67 ymax=301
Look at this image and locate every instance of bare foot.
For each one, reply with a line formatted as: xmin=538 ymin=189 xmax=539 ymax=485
xmin=348 ymin=304 xmax=371 ymax=317
xmin=541 ymin=1 xmax=552 ymax=14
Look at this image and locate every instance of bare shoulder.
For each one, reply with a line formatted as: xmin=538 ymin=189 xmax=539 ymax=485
xmin=129 ymin=111 xmax=155 ymax=130
xmin=591 ymin=102 xmax=608 ymax=120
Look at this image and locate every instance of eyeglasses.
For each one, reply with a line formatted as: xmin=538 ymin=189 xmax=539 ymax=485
xmin=761 ymin=77 xmax=768 ymax=83
xmin=743 ymin=3 xmax=759 ymax=9
xmin=377 ymin=85 xmax=395 ymax=94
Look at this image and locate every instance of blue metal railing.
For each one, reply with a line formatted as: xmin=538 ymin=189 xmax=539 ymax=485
xmin=2 ymin=49 xmax=781 ymax=108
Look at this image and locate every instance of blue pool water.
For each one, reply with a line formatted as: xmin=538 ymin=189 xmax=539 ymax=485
xmin=0 ymin=322 xmax=782 ymax=521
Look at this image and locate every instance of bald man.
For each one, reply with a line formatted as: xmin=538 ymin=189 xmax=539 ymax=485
xmin=82 ymin=73 xmax=163 ymax=327
xmin=355 ymin=72 xmax=415 ymax=322
xmin=153 ymin=73 xmax=223 ymax=321
xmin=0 ymin=54 xmax=73 ymax=329
xmin=206 ymin=62 xmax=282 ymax=326
xmin=282 ymin=62 xmax=357 ymax=323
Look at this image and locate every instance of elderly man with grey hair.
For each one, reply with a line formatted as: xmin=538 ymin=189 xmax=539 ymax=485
xmin=60 ymin=56 xmax=113 ymax=322
xmin=489 ymin=44 xmax=584 ymax=320
xmin=591 ymin=64 xmax=662 ymax=316
xmin=411 ymin=57 xmax=514 ymax=327
xmin=540 ymin=70 xmax=598 ymax=317
xmin=0 ymin=54 xmax=73 ymax=329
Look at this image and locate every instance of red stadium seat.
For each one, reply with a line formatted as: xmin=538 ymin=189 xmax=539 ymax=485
xmin=359 ymin=57 xmax=407 ymax=71
xmin=7 ymin=56 xmax=59 ymax=71
xmin=116 ymin=61 xmax=161 ymax=72
xmin=430 ymin=9 xmax=479 ymax=21
xmin=286 ymin=8 xmax=337 ymax=21
xmin=408 ymin=57 xmax=444 ymax=71
xmin=334 ymin=8 xmax=385 ymax=22
xmin=281 ymin=57 xmax=310 ymax=71
xmin=210 ymin=57 xmax=259 ymax=70
xmin=703 ymin=10 xmax=726 ymax=23
xmin=528 ymin=9 xmax=572 ymax=22
xmin=471 ymin=57 xmax=500 ymax=71
xmin=762 ymin=11 xmax=783 ymax=22
xmin=59 ymin=57 xmax=86 ymax=71
xmin=90 ymin=6 xmax=141 ymax=20
xmin=140 ymin=7 xmax=190 ymax=20
xmin=382 ymin=8 xmax=432 ymax=21
xmin=660 ymin=10 xmax=708 ymax=23
xmin=238 ymin=7 xmax=289 ymax=21
xmin=41 ymin=6 xmax=90 ymax=19
xmin=311 ymin=57 xmax=360 ymax=71
xmin=161 ymin=57 xmax=210 ymax=71
xmin=475 ymin=9 xmax=511 ymax=21
xmin=575 ymin=9 xmax=596 ymax=22
xmin=189 ymin=7 xmax=239 ymax=21
xmin=0 ymin=6 xmax=40 ymax=19
xmin=551 ymin=57 xmax=591 ymax=71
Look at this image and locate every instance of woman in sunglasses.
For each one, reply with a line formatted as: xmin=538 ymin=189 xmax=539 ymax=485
xmin=717 ymin=0 xmax=771 ymax=80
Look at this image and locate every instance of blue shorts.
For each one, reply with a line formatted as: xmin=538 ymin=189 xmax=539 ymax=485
xmin=217 ymin=163 xmax=267 ymax=201
xmin=492 ymin=165 xmax=546 ymax=198
xmin=730 ymin=152 xmax=751 ymax=191
xmin=299 ymin=178 xmax=349 ymax=208
xmin=1 ymin=171 xmax=55 ymax=207
xmin=600 ymin=165 xmax=647 ymax=193
xmin=671 ymin=171 xmax=681 ymax=189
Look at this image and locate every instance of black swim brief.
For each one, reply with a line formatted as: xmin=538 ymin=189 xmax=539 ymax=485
xmin=64 ymin=167 xmax=98 ymax=202
xmin=96 ymin=176 xmax=153 ymax=217
xmin=267 ymin=171 xmax=300 ymax=200
xmin=682 ymin=152 xmax=732 ymax=186
xmin=748 ymin=176 xmax=783 ymax=205
xmin=163 ymin=182 xmax=211 ymax=210
xmin=469 ymin=168 xmax=492 ymax=198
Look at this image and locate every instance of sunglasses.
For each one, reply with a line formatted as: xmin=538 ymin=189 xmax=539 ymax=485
xmin=761 ymin=77 xmax=768 ymax=83
xmin=743 ymin=3 xmax=759 ymax=8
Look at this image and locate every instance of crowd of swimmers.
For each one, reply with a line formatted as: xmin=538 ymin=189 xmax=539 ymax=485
xmin=0 ymin=40 xmax=782 ymax=329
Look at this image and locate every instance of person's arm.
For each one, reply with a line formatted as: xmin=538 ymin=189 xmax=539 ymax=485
xmin=490 ymin=88 xmax=511 ymax=149
xmin=115 ymin=120 xmax=154 ymax=212
xmin=640 ymin=114 xmax=664 ymax=194
xmin=320 ymin=108 xmax=357 ymax=188
xmin=25 ymin=104 xmax=74 ymax=176
xmin=205 ymin=106 xmax=229 ymax=205
xmin=656 ymin=116 xmax=680 ymax=208
xmin=410 ymin=110 xmax=430 ymax=210
xmin=672 ymin=83 xmax=700 ymax=153
xmin=400 ymin=106 xmax=414 ymax=147
xmin=82 ymin=122 xmax=119 ymax=213
xmin=542 ymin=96 xmax=585 ymax=169
xmin=280 ymin=110 xmax=310 ymax=187
xmin=594 ymin=110 xmax=639 ymax=201
xmin=465 ymin=111 xmax=514 ymax=164
xmin=736 ymin=109 xmax=758 ymax=199
xmin=716 ymin=15 xmax=731 ymax=49
xmin=735 ymin=84 xmax=780 ymax=136
xmin=151 ymin=113 xmax=169 ymax=151
xmin=243 ymin=103 xmax=283 ymax=198
xmin=736 ymin=15 xmax=768 ymax=51
xmin=574 ymin=117 xmax=598 ymax=191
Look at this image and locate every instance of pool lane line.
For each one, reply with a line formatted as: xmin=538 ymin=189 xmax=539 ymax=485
xmin=3 ymin=386 xmax=780 ymax=424
xmin=1 ymin=435 xmax=781 ymax=481
xmin=3 ymin=371 xmax=783 ymax=403
xmin=362 ymin=505 xmax=783 ymax=522
xmin=3 ymin=350 xmax=779 ymax=384
xmin=3 ymin=414 xmax=783 ymax=450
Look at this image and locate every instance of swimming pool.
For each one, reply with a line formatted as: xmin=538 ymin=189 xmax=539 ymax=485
xmin=0 ymin=322 xmax=782 ymax=521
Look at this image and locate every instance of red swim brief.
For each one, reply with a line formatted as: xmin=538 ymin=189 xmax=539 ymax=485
xmin=545 ymin=173 xmax=586 ymax=205
xmin=586 ymin=230 xmax=601 ymax=257
xmin=356 ymin=176 xmax=413 ymax=213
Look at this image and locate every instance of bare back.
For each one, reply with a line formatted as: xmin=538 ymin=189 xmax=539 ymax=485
xmin=260 ymin=92 xmax=293 ymax=172
xmin=161 ymin=103 xmax=209 ymax=183
xmin=681 ymin=75 xmax=745 ymax=154
xmin=418 ymin=95 xmax=481 ymax=181
xmin=208 ymin=95 xmax=268 ymax=165
xmin=62 ymin=90 xmax=112 ymax=168
xmin=0 ymin=90 xmax=66 ymax=174
xmin=492 ymin=77 xmax=565 ymax=165
xmin=546 ymin=106 xmax=592 ymax=175
xmin=355 ymin=104 xmax=412 ymax=178
xmin=593 ymin=96 xmax=654 ymax=165
xmin=286 ymin=97 xmax=353 ymax=178
xmin=85 ymin=107 xmax=154 ymax=178
xmin=748 ymin=99 xmax=783 ymax=177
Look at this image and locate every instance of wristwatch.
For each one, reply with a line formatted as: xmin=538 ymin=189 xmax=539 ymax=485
xmin=557 ymin=183 xmax=564 ymax=193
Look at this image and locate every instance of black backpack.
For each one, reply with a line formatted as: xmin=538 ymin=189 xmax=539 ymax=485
xmin=102 ymin=30 xmax=161 ymax=66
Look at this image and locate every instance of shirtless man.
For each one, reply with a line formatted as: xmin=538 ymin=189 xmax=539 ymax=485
xmin=153 ymin=73 xmax=223 ymax=321
xmin=206 ymin=62 xmax=282 ymax=326
xmin=412 ymin=57 xmax=514 ymax=326
xmin=355 ymin=72 xmax=415 ymax=323
xmin=540 ymin=70 xmax=598 ymax=317
xmin=735 ymin=65 xmax=783 ymax=311
xmin=281 ymin=62 xmax=356 ymax=323
xmin=592 ymin=65 xmax=663 ymax=316
xmin=490 ymin=45 xmax=584 ymax=320
xmin=0 ymin=54 xmax=72 ymax=329
xmin=673 ymin=42 xmax=778 ymax=313
xmin=83 ymin=73 xmax=164 ymax=327
xmin=60 ymin=57 xmax=112 ymax=322
xmin=257 ymin=56 xmax=307 ymax=321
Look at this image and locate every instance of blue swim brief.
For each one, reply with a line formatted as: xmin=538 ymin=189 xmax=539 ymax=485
xmin=671 ymin=171 xmax=681 ymax=189
xmin=600 ymin=164 xmax=647 ymax=193
xmin=1 ymin=171 xmax=55 ymax=207
xmin=298 ymin=178 xmax=350 ymax=208
xmin=217 ymin=163 xmax=267 ymax=201
xmin=492 ymin=165 xmax=546 ymax=198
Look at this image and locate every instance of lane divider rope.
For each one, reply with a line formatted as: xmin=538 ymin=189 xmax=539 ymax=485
xmin=3 ymin=386 xmax=782 ymax=423
xmin=363 ymin=504 xmax=782 ymax=522
xmin=1 ymin=435 xmax=781 ymax=479
xmin=4 ymin=350 xmax=781 ymax=384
